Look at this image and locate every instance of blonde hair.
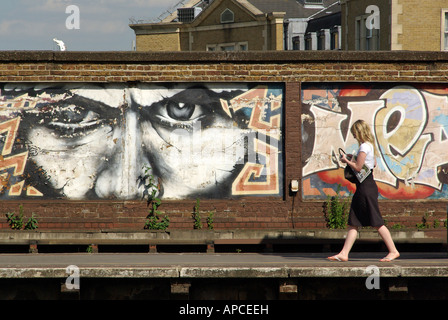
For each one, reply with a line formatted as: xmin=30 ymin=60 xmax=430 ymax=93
xmin=350 ymin=120 xmax=378 ymax=156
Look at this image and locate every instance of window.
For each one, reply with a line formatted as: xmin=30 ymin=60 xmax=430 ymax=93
xmin=221 ymin=9 xmax=234 ymax=24
xmin=292 ymin=37 xmax=301 ymax=50
xmin=239 ymin=43 xmax=248 ymax=51
xmin=317 ymin=31 xmax=324 ymax=50
xmin=317 ymin=29 xmax=331 ymax=50
xmin=220 ymin=45 xmax=235 ymax=51
xmin=305 ymin=32 xmax=317 ymax=50
xmin=355 ymin=18 xmax=361 ymax=50
xmin=303 ymin=0 xmax=324 ymax=9
xmin=331 ymin=26 xmax=341 ymax=50
xmin=305 ymin=0 xmax=323 ymax=4
xmin=366 ymin=26 xmax=373 ymax=50
xmin=442 ymin=10 xmax=448 ymax=50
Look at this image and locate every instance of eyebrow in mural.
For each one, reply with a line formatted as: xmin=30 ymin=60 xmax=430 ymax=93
xmin=301 ymin=83 xmax=448 ymax=200
xmin=0 ymin=83 xmax=284 ymax=200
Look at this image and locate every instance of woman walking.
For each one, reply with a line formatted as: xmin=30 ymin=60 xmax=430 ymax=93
xmin=327 ymin=120 xmax=400 ymax=262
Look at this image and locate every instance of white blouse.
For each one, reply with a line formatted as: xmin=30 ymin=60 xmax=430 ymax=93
xmin=358 ymin=142 xmax=375 ymax=169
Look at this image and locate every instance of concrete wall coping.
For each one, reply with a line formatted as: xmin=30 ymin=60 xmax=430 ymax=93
xmin=2 ymin=50 xmax=448 ymax=63
xmin=0 ymin=229 xmax=445 ymax=244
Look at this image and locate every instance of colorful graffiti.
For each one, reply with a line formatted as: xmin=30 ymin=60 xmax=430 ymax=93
xmin=0 ymin=83 xmax=283 ymax=200
xmin=302 ymin=83 xmax=448 ymax=200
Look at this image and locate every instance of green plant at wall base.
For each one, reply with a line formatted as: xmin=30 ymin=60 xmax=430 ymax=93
xmin=6 ymin=211 xmax=23 ymax=230
xmin=324 ymin=185 xmax=351 ymax=229
xmin=6 ymin=205 xmax=38 ymax=230
xmin=145 ymin=214 xmax=170 ymax=230
xmin=24 ymin=213 xmax=38 ymax=230
xmin=207 ymin=211 xmax=215 ymax=230
xmin=391 ymin=223 xmax=405 ymax=230
xmin=433 ymin=219 xmax=440 ymax=228
xmin=141 ymin=165 xmax=170 ymax=230
xmin=416 ymin=212 xmax=430 ymax=229
xmin=193 ymin=198 xmax=202 ymax=229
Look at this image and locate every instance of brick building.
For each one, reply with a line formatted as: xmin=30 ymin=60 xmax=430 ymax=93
xmin=129 ymin=0 xmax=341 ymax=51
xmin=341 ymin=0 xmax=448 ymax=51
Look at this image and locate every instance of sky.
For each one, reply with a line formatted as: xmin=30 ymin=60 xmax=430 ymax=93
xmin=0 ymin=0 xmax=183 ymax=51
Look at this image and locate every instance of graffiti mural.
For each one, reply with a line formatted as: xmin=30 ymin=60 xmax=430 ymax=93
xmin=0 ymin=83 xmax=283 ymax=200
xmin=302 ymin=83 xmax=448 ymax=200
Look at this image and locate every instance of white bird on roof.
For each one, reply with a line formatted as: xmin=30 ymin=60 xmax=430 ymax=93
xmin=53 ymin=38 xmax=66 ymax=51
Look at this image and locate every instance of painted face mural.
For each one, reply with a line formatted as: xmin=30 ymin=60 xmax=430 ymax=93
xmin=302 ymin=83 xmax=448 ymax=200
xmin=0 ymin=83 xmax=283 ymax=200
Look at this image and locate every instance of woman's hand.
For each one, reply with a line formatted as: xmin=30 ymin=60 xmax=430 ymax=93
xmin=340 ymin=153 xmax=352 ymax=164
xmin=340 ymin=153 xmax=348 ymax=164
xmin=342 ymin=152 xmax=366 ymax=172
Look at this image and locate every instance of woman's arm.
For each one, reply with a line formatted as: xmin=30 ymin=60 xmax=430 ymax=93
xmin=341 ymin=151 xmax=366 ymax=172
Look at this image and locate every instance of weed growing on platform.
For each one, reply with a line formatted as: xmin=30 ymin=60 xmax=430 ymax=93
xmin=207 ymin=211 xmax=215 ymax=230
xmin=141 ymin=166 xmax=170 ymax=230
xmin=192 ymin=198 xmax=215 ymax=230
xmin=324 ymin=185 xmax=351 ymax=229
xmin=416 ymin=212 xmax=430 ymax=229
xmin=24 ymin=213 xmax=39 ymax=230
xmin=5 ymin=205 xmax=38 ymax=230
xmin=193 ymin=198 xmax=202 ymax=229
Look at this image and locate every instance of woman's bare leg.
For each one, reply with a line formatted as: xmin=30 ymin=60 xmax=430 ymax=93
xmin=327 ymin=226 xmax=358 ymax=261
xmin=376 ymin=225 xmax=400 ymax=261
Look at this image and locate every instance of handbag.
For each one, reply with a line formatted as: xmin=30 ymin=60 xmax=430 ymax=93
xmin=339 ymin=148 xmax=357 ymax=183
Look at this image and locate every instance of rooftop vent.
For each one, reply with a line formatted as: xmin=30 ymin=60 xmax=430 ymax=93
xmin=177 ymin=7 xmax=202 ymax=22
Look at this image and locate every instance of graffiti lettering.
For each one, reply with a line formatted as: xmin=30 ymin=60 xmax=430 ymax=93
xmin=302 ymin=84 xmax=448 ymax=199
xmin=375 ymin=87 xmax=432 ymax=184
xmin=232 ymin=139 xmax=279 ymax=195
xmin=0 ymin=116 xmax=41 ymax=196
xmin=0 ymin=152 xmax=28 ymax=176
xmin=302 ymin=105 xmax=347 ymax=176
xmin=0 ymin=117 xmax=20 ymax=155
xmin=224 ymin=86 xmax=282 ymax=195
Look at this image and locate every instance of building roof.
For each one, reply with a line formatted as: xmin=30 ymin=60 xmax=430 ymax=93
xmin=246 ymin=0 xmax=340 ymax=19
xmin=130 ymin=0 xmax=341 ymax=28
xmin=306 ymin=11 xmax=341 ymax=32
xmin=161 ymin=0 xmax=341 ymax=23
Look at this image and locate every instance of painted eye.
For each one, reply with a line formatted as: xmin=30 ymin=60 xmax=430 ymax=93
xmin=47 ymin=107 xmax=102 ymax=133
xmin=142 ymin=86 xmax=236 ymax=133
xmin=166 ymin=101 xmax=196 ymax=121
xmin=151 ymin=99 xmax=207 ymax=129
xmin=34 ymin=95 xmax=120 ymax=138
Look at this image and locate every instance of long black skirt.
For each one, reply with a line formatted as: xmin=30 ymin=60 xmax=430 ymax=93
xmin=348 ymin=173 xmax=384 ymax=228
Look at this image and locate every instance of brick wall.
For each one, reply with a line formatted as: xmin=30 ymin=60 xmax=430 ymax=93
xmin=342 ymin=0 xmax=447 ymax=51
xmin=136 ymin=33 xmax=181 ymax=52
xmin=399 ymin=0 xmax=446 ymax=51
xmin=0 ymin=50 xmax=447 ymax=231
